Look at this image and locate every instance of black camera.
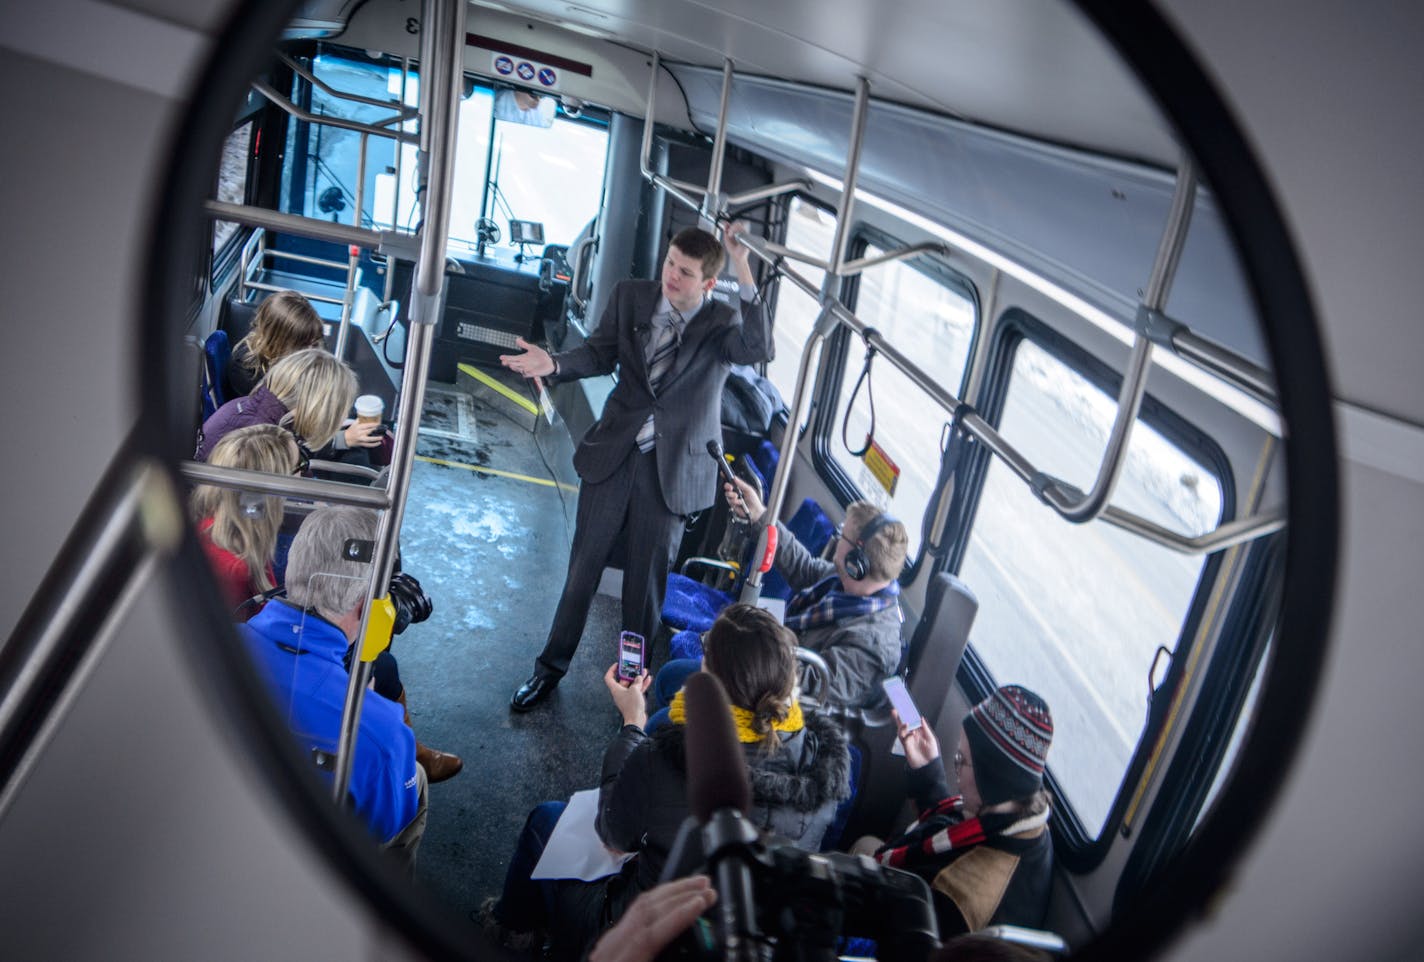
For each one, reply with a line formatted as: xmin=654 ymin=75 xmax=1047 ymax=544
xmin=387 ymin=571 xmax=433 ymax=635
xmin=664 ymin=810 xmax=939 ymax=962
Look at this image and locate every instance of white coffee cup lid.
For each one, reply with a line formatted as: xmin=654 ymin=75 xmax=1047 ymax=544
xmin=354 ymin=394 xmax=384 ymax=416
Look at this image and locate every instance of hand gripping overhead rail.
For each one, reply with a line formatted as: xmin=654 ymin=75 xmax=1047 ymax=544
xmin=632 ymin=57 xmax=1284 ymax=592
xmin=195 ymin=0 xmax=467 ymax=805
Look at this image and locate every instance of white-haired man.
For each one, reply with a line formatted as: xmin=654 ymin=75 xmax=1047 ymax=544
xmin=240 ymin=505 xmax=427 ymax=867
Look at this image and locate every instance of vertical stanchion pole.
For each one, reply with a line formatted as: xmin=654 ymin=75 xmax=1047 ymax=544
xmin=331 ymin=0 xmax=465 ymax=803
xmin=701 ymin=58 xmax=734 ymax=229
xmin=824 ymin=77 xmax=871 ymax=288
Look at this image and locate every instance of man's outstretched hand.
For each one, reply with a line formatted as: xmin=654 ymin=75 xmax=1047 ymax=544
xmin=500 ymin=336 xmax=555 ymax=379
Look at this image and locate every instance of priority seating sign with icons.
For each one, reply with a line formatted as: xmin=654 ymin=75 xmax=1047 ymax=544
xmin=491 ymin=52 xmax=559 ymax=90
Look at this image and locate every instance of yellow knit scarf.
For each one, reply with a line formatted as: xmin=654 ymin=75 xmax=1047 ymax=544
xmin=667 ymin=691 xmax=804 ymax=742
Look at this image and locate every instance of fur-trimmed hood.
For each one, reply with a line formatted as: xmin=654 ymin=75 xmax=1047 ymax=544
xmin=649 ymin=709 xmax=852 ymax=812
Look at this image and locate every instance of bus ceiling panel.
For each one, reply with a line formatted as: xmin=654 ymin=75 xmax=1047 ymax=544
xmin=674 ymin=68 xmax=1269 ymax=374
xmin=492 ymin=0 xmax=1175 ymax=164
xmin=333 ymin=0 xmax=691 ymax=125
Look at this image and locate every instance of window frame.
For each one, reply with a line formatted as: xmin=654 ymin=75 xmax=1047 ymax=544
xmin=809 ymin=224 xmax=980 ymax=581
xmin=762 ymin=189 xmax=842 ymax=436
xmin=209 ymin=91 xmax=267 ymax=286
xmin=948 ymin=308 xmax=1236 ymax=868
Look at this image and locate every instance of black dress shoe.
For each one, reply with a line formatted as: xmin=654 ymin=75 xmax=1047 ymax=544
xmin=510 ymin=674 xmax=558 ymax=712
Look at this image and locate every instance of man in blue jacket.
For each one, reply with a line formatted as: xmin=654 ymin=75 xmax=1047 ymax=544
xmin=240 ymin=505 xmax=427 ymax=867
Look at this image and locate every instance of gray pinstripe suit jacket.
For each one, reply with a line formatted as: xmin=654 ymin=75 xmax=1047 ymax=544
xmin=550 ymin=279 xmax=772 ymax=515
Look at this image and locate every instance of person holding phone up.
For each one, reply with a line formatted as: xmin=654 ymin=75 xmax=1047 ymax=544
xmin=481 ymin=606 xmax=848 ymax=958
xmin=852 ymin=685 xmax=1057 ymax=940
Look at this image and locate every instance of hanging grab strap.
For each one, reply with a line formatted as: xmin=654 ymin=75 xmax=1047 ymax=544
xmin=840 ymin=330 xmax=880 ymax=458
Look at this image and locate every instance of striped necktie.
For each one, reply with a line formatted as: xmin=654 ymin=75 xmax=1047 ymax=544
xmin=635 ymin=308 xmax=683 ymax=452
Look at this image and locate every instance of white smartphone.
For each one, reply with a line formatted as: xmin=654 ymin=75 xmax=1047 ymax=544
xmin=881 ymin=676 xmax=922 ymax=731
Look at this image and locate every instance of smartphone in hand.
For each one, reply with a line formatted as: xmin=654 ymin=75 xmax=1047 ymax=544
xmin=882 ymin=676 xmax=922 ymax=731
xmin=617 ymin=631 xmax=645 ymax=683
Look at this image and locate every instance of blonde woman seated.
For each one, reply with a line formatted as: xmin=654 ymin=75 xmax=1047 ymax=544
xmin=196 ymin=346 xmax=383 ymax=463
xmin=191 ymin=423 xmax=298 ymax=618
xmin=223 ymin=289 xmax=325 ymax=400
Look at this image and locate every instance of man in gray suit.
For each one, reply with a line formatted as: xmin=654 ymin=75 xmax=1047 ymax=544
xmin=500 ymin=222 xmax=769 ymax=710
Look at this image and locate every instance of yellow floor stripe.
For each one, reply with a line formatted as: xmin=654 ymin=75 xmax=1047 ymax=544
xmin=416 ymin=454 xmax=578 ymax=491
xmin=458 ymin=363 xmax=540 ymax=416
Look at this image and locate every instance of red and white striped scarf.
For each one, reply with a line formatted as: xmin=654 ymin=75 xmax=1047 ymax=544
xmin=873 ymin=795 xmax=1049 ymax=871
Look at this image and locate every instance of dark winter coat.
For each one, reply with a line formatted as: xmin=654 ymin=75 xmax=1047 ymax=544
xmin=549 ymin=711 xmax=850 ymax=957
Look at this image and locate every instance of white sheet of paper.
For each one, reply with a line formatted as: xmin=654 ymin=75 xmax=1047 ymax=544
xmin=530 ymin=789 xmax=635 ymax=882
xmin=755 ymin=596 xmax=786 ymax=622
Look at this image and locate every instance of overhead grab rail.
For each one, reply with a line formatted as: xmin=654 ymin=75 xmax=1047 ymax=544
xmin=759 ymin=239 xmax=954 ymax=278
xmin=177 ymin=462 xmax=392 ymax=511
xmin=252 ymin=79 xmax=418 ymax=145
xmin=639 ymin=53 xmax=813 ymax=228
xmin=1163 ymin=325 xmax=1276 ymax=408
xmin=276 ymin=52 xmax=419 ymax=120
xmin=736 ymin=234 xmax=1285 ymax=558
xmin=205 ymin=200 xmax=420 ymax=261
xmin=632 ymin=60 xmax=1284 ymax=565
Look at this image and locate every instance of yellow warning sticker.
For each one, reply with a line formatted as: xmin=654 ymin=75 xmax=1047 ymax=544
xmin=862 ymin=436 xmax=900 ymax=497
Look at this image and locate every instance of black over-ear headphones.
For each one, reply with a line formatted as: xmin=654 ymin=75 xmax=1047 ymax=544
xmin=844 ymin=513 xmax=899 ymax=582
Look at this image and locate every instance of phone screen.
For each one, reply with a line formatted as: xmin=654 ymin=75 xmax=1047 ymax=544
xmin=882 ymin=676 xmax=922 ymax=731
xmin=617 ymin=631 xmax=645 ymax=681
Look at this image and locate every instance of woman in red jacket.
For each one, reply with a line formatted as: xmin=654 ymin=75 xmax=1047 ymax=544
xmin=190 ymin=423 xmax=299 ymax=617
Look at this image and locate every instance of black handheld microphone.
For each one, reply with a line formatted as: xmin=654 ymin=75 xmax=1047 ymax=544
xmin=684 ymin=671 xmax=760 ymax=962
xmin=707 ymin=439 xmax=755 ymax=523
xmin=706 ymin=439 xmax=740 ymax=489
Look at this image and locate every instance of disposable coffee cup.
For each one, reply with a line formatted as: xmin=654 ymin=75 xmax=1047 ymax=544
xmin=354 ymin=394 xmax=384 ymax=425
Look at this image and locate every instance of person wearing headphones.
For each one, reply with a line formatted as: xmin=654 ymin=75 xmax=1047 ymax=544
xmin=652 ymin=477 xmax=909 ymax=716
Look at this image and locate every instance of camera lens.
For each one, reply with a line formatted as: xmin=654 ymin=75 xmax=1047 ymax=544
xmin=387 ymin=572 xmax=433 ymax=635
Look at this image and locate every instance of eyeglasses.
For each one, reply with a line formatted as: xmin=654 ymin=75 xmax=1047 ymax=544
xmin=953 ymin=750 xmax=971 ymax=775
xmin=833 ymin=524 xmax=858 ymax=548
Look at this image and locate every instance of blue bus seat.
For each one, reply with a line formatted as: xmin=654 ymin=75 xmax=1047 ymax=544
xmin=662 ymin=497 xmax=833 ymax=635
xmin=201 ymin=329 xmax=231 ymax=418
xmin=761 ymin=497 xmax=835 ymax=601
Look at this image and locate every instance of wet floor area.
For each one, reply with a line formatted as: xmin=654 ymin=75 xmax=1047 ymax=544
xmin=390 ymin=365 xmax=644 ymax=925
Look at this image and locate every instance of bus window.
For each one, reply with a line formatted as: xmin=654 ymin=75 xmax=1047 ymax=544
xmin=283 ymin=49 xmax=607 ymax=251
xmin=445 ymin=88 xmax=494 ymax=239
xmin=957 ymin=336 xmax=1224 ymax=837
xmin=828 ymin=246 xmax=975 ymax=557
xmin=212 ymin=119 xmax=253 ymax=262
xmin=466 ymin=108 xmax=609 ymax=248
xmin=765 ymin=196 xmax=833 ymax=428
xmin=282 ymin=47 xmax=409 ymax=229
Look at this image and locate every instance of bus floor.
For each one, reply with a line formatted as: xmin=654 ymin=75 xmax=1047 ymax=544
xmin=392 ymin=365 xmax=663 ymax=930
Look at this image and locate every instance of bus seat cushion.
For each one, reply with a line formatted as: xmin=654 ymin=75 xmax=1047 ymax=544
xmin=669 ymin=629 xmax=704 ymax=661
xmin=662 ymin=573 xmax=731 ymax=632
